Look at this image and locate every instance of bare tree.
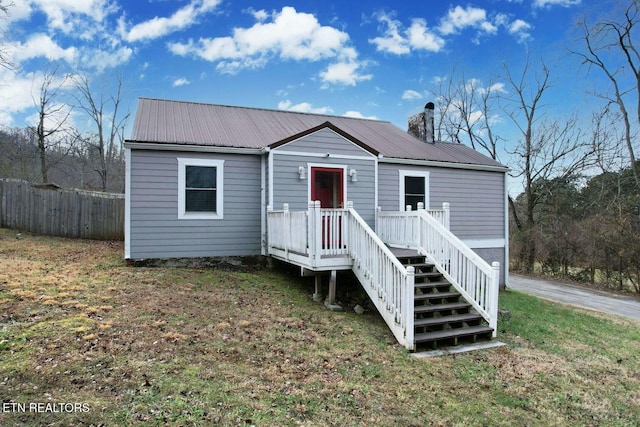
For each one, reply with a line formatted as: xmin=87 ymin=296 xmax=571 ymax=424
xmin=573 ymin=0 xmax=640 ymax=192
xmin=505 ymin=58 xmax=597 ymax=274
xmin=30 ymin=68 xmax=73 ymax=183
xmin=0 ymin=0 xmax=14 ymax=70
xmin=73 ymin=73 xmax=130 ymax=191
xmin=432 ymin=69 xmax=504 ymax=160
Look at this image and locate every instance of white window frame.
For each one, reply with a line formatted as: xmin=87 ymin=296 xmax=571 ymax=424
xmin=177 ymin=158 xmax=224 ymax=220
xmin=399 ymin=170 xmax=430 ymax=211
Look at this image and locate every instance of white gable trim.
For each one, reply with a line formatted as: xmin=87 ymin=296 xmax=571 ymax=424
xmin=271 ymin=150 xmax=374 ymax=161
xmin=273 ymin=128 xmax=377 ymax=159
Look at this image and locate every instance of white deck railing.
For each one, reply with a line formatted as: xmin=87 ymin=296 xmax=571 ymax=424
xmin=267 ymin=204 xmax=309 ymax=256
xmin=377 ymin=205 xmax=500 ymax=336
xmin=267 ymin=201 xmax=416 ymax=349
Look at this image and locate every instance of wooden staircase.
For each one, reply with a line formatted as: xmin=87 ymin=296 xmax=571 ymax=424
xmin=394 ymin=251 xmax=494 ymax=350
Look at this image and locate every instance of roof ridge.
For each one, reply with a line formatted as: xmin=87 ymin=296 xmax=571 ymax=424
xmin=137 ymin=97 xmax=389 ymax=124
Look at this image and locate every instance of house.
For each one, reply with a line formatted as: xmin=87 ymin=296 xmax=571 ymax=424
xmin=124 ymin=98 xmax=509 ymax=350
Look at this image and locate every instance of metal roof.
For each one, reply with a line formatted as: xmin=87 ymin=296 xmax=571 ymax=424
xmin=128 ymin=97 xmax=507 ymax=169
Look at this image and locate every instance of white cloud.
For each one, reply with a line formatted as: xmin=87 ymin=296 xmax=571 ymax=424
xmin=277 ymin=100 xmax=333 ymax=115
xmin=402 ymin=89 xmax=423 ymax=101
xmin=29 ymin=0 xmax=118 ymax=33
xmin=11 ymin=33 xmax=77 ymax=63
xmin=0 ymin=69 xmax=76 ymax=127
xmin=369 ymin=12 xmax=443 ymax=55
xmin=79 ymin=46 xmax=132 ymax=72
xmin=125 ymin=0 xmax=221 ymax=43
xmin=0 ymin=71 xmax=41 ymax=126
xmin=173 ymin=77 xmax=190 ymax=87
xmin=533 ymin=0 xmax=581 ymax=8
xmin=343 ymin=111 xmax=378 ymax=120
xmin=178 ymin=6 xmax=349 ymax=62
xmin=1 ymin=0 xmax=33 ymax=24
xmin=170 ymin=6 xmax=369 ymax=86
xmin=246 ymin=7 xmax=268 ymax=22
xmin=406 ymin=18 xmax=446 ymax=52
xmin=488 ymin=82 xmax=508 ymax=94
xmin=319 ymin=60 xmax=372 ymax=87
xmin=438 ymin=5 xmax=496 ymax=36
xmin=369 ymin=13 xmax=410 ymax=54
xmin=508 ymin=19 xmax=533 ymax=42
xmin=371 ymin=8 xmax=533 ymax=52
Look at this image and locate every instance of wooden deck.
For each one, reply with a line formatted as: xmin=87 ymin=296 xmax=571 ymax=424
xmin=389 ymin=247 xmax=421 ymax=258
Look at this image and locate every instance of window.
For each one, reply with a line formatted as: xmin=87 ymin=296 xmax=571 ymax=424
xmin=178 ymin=158 xmax=224 ymax=219
xmin=404 ymin=176 xmax=425 ymax=209
xmin=399 ymin=170 xmax=429 ymax=211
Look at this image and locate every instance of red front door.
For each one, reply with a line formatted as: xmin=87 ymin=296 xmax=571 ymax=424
xmin=311 ymin=167 xmax=344 ymax=208
xmin=311 ymin=167 xmax=344 ymax=249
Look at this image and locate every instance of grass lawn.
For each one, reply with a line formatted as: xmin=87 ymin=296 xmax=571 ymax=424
xmin=1 ymin=228 xmax=639 ymax=426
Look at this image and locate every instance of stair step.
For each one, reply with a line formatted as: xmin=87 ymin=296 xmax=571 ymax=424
xmin=414 ymin=272 xmax=443 ymax=279
xmin=414 ymin=325 xmax=494 ymax=343
xmin=414 ymin=313 xmax=483 ymax=328
xmin=414 ymin=301 xmax=471 ymax=314
xmin=414 ymin=291 xmax=460 ymax=301
xmin=405 ymin=262 xmax=435 ymax=270
xmin=415 ymin=281 xmax=451 ymax=290
xmin=395 ymin=255 xmax=426 ymax=263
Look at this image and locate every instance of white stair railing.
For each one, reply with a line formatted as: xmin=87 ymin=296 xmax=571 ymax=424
xmin=377 ymin=205 xmax=500 ymax=336
xmin=345 ymin=202 xmax=415 ymax=350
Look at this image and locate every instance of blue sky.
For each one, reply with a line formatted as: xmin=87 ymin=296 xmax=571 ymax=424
xmin=0 ymin=0 xmax=611 ymax=157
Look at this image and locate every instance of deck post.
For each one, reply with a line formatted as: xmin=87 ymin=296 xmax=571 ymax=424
xmin=307 ymin=200 xmax=322 ymax=267
xmin=313 ymin=201 xmax=322 ymax=265
xmin=283 ymin=203 xmax=290 ymax=257
xmin=405 ymin=266 xmax=415 ymax=351
xmin=313 ymin=273 xmax=323 ymax=302
xmin=324 ymin=270 xmax=342 ymax=311
xmin=442 ymin=202 xmax=450 ymax=230
xmin=327 ymin=270 xmax=337 ymax=304
xmin=490 ymin=261 xmax=500 ymax=337
xmin=405 ymin=205 xmax=412 ymax=247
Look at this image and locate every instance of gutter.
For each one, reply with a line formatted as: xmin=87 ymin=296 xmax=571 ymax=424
xmin=124 ymin=141 xmax=264 ymax=155
xmin=378 ymin=156 xmax=511 ymax=173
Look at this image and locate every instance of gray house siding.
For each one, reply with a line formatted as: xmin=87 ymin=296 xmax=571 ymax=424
xmin=430 ymin=169 xmax=505 ymax=240
xmin=271 ymin=129 xmax=377 ymax=226
xmin=128 ymin=150 xmax=262 ymax=258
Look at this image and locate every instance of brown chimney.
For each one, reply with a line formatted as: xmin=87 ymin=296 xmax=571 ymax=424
xmin=408 ymin=102 xmax=435 ymax=144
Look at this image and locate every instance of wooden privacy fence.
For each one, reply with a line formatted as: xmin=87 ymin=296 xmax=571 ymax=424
xmin=0 ymin=179 xmax=124 ymax=240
